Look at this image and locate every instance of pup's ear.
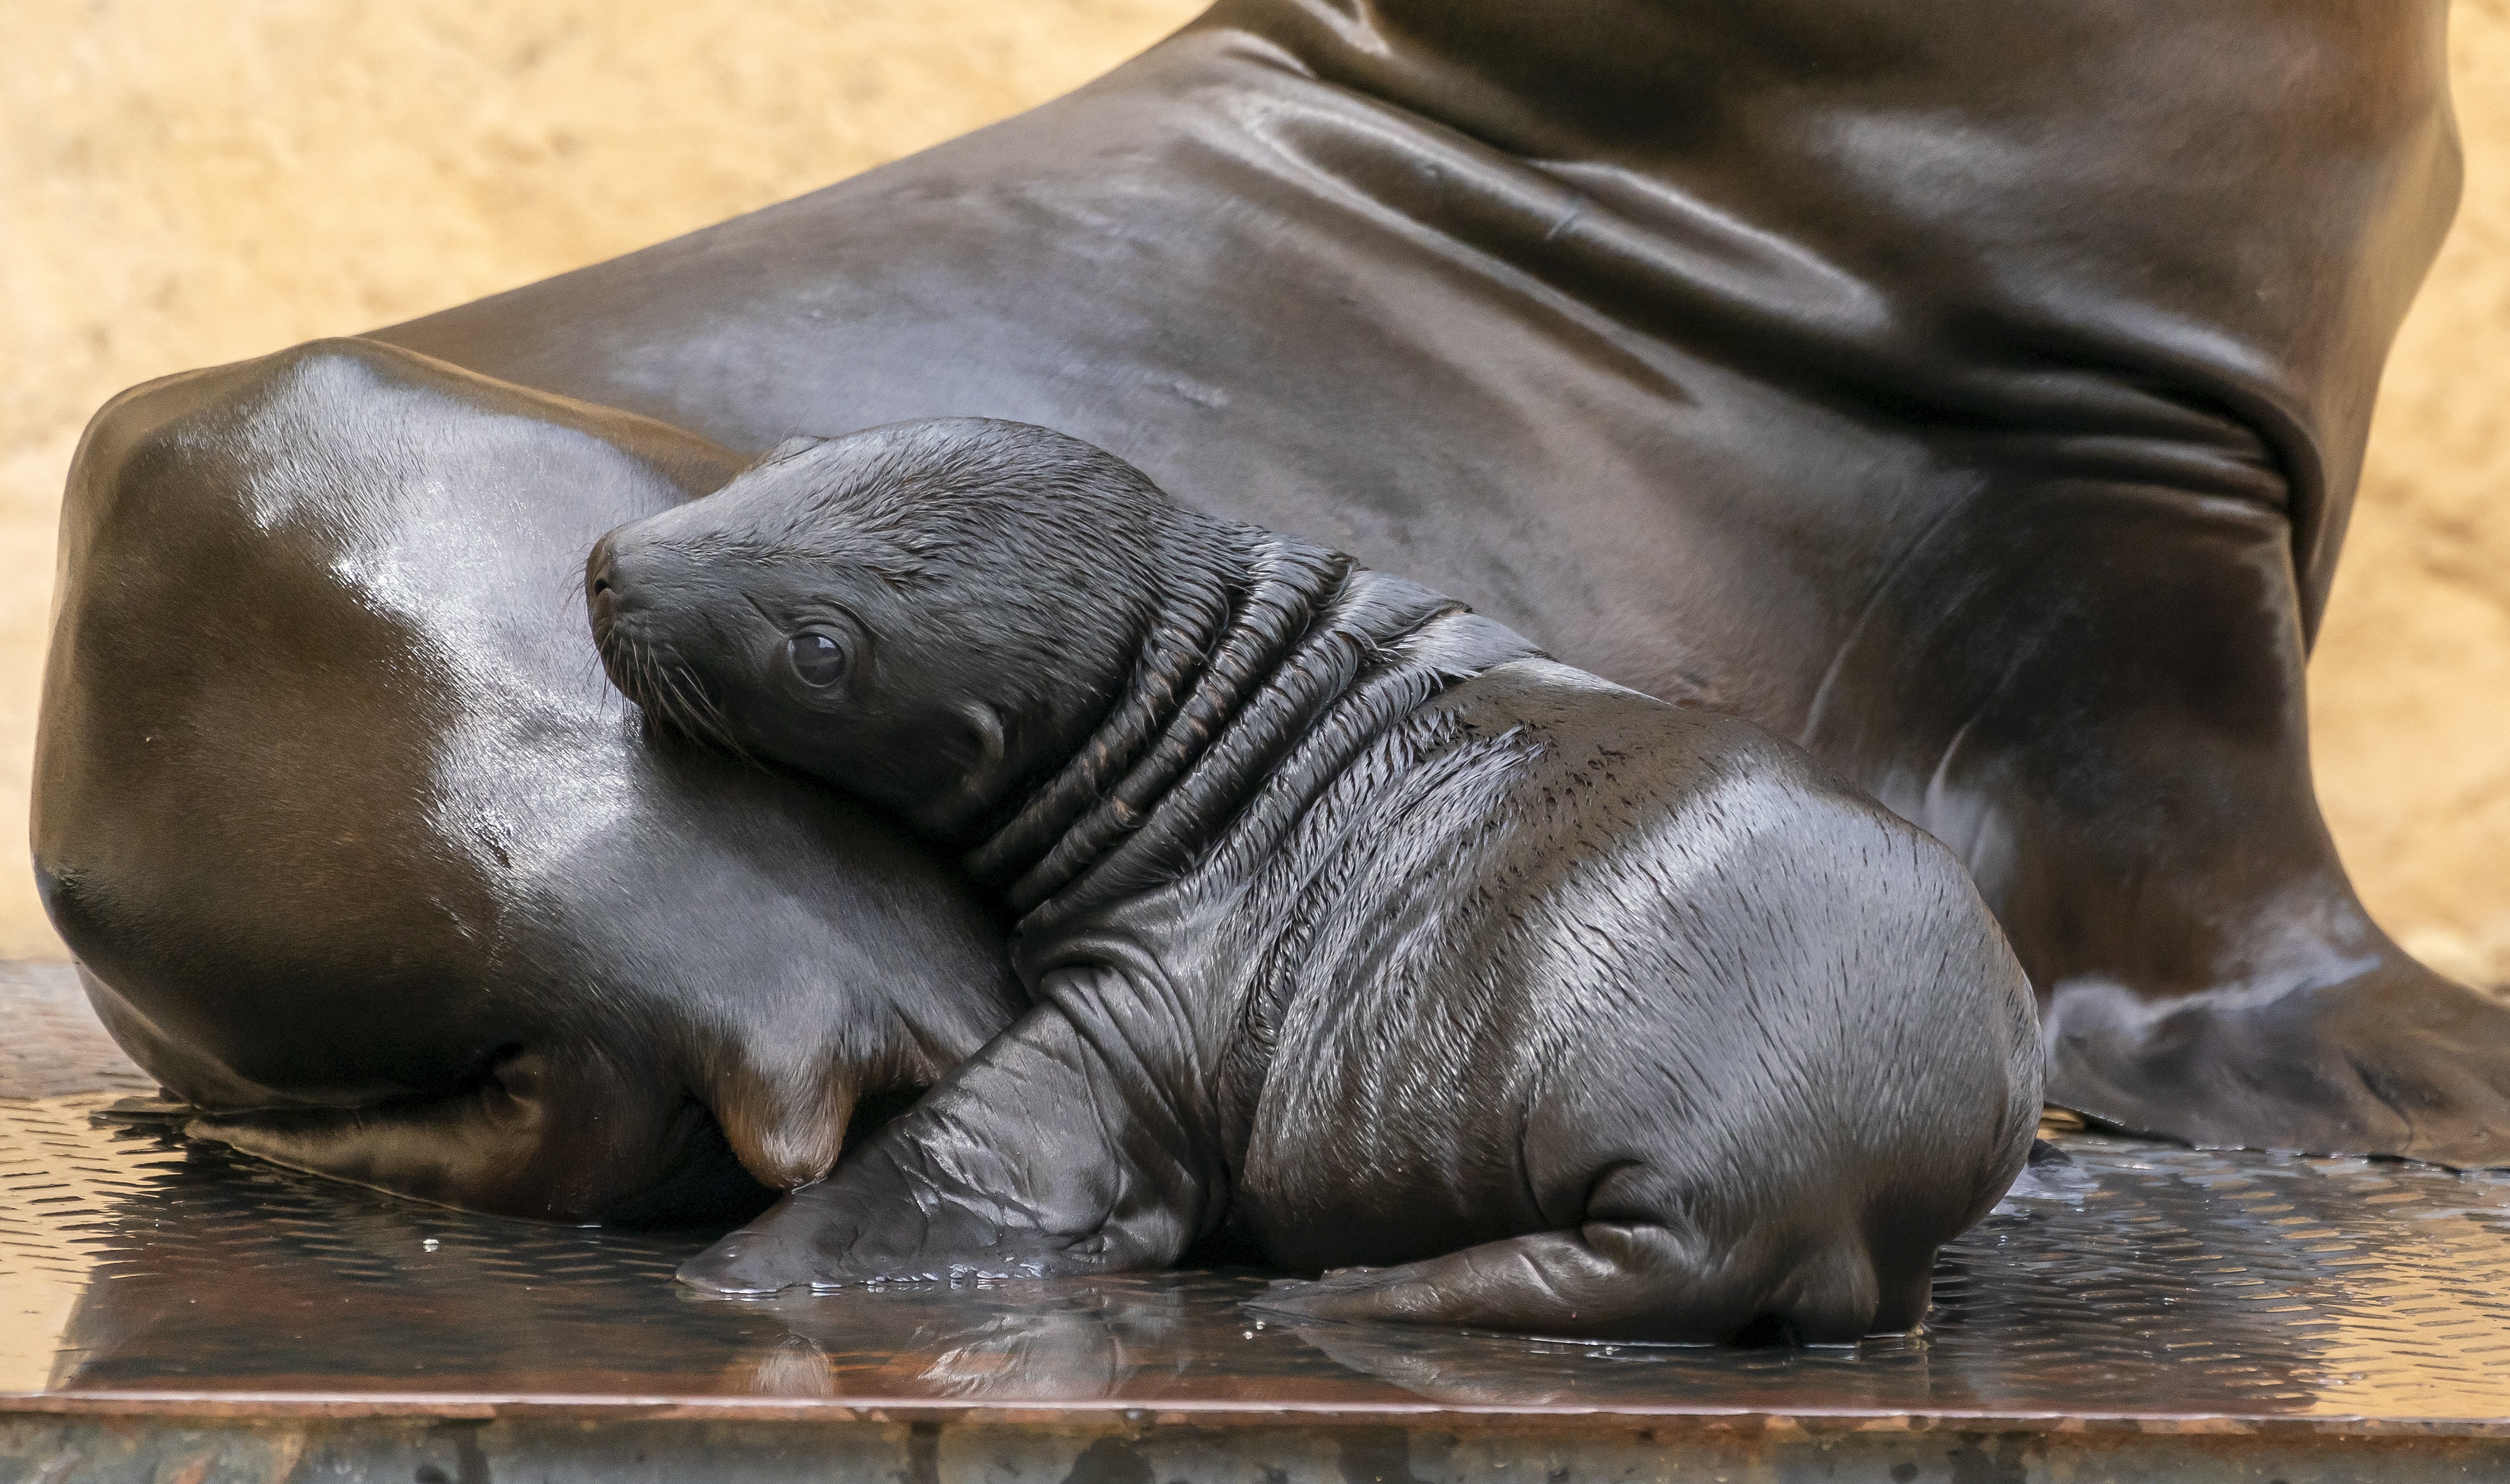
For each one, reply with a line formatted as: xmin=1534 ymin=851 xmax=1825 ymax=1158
xmin=955 ymin=700 xmax=1008 ymax=778
xmin=761 ymin=435 xmax=831 ymax=465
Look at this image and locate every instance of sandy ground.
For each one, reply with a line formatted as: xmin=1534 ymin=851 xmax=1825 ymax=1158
xmin=4 ymin=1 xmax=2505 ymax=979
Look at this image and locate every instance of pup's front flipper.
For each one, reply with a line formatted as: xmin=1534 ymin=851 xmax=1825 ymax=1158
xmin=680 ymin=987 xmax=1213 ymax=1294
xmin=1252 ymin=1224 xmax=1923 ymax=1346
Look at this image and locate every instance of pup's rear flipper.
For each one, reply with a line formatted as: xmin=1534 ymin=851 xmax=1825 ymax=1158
xmin=1251 ymin=1223 xmax=1923 ymax=1345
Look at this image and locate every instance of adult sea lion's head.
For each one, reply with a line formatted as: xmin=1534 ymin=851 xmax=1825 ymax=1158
xmin=587 ymin=418 xmax=1230 ymax=843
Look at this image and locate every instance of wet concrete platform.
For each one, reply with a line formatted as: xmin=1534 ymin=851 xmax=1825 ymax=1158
xmin=5 ymin=960 xmax=2510 ymax=1482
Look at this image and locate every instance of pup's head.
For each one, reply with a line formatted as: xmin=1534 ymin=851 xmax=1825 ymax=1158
xmin=587 ymin=418 xmax=1214 ymax=841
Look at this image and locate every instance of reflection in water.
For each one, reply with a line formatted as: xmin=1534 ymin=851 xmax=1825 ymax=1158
xmin=753 ymin=1276 xmax=1207 ymax=1401
xmin=903 ymin=1282 xmax=1189 ymax=1401
xmin=748 ymin=1335 xmax=836 ymax=1398
xmin=12 ymin=1057 xmax=2510 ymax=1418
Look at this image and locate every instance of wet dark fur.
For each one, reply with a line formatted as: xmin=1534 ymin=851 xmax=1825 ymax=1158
xmin=589 ymin=418 xmax=2041 ymax=1343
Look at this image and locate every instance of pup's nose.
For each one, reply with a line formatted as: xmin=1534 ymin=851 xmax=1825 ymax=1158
xmin=586 ymin=535 xmax=621 ymax=604
xmin=585 ymin=535 xmax=644 ymax=655
xmin=586 ymin=535 xmax=651 ymax=635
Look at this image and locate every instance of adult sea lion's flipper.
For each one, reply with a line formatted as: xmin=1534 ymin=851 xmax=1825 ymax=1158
xmin=41 ymin=338 xmax=1021 ymax=1224
xmin=1252 ymin=1224 xmax=1927 ymax=1347
xmin=185 ymin=1047 xmax=757 ymax=1225
xmin=679 ymin=973 xmax=1213 ymax=1294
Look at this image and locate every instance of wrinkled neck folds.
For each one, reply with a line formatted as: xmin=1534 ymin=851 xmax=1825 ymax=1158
xmin=963 ymin=529 xmax=1537 ymax=927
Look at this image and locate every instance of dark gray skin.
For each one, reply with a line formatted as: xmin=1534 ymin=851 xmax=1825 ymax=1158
xmin=361 ymin=0 xmax=2492 ymax=1163
xmin=34 ymin=340 xmax=1020 ymax=1221
xmin=55 ymin=0 xmax=2497 ymax=1167
xmin=589 ymin=419 xmax=2042 ymax=1342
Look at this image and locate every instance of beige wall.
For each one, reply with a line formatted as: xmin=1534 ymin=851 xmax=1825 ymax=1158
xmin=5 ymin=1 xmax=2506 ymax=979
xmin=2315 ymin=2 xmax=2510 ymax=988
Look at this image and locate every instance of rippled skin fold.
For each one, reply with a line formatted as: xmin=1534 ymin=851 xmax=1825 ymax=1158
xmin=593 ymin=420 xmax=2042 ymax=1342
xmin=46 ymin=0 xmax=2505 ymax=1172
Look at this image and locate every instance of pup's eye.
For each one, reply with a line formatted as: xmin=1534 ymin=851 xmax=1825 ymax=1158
xmin=787 ymin=632 xmax=848 ymax=687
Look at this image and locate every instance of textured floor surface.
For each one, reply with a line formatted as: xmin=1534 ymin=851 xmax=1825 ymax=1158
xmin=3 ymin=960 xmax=2509 ymax=1426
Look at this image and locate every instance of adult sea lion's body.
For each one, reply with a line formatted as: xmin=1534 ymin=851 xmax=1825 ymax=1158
xmin=55 ymin=0 xmax=2500 ymax=1163
xmin=356 ymin=0 xmax=2492 ymax=1161
xmin=33 ymin=340 xmax=1019 ymax=1221
xmin=593 ymin=420 xmax=2041 ymax=1342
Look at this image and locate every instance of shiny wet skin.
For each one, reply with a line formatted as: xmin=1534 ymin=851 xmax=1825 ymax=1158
xmin=5 ymin=965 xmax=2509 ymax=1423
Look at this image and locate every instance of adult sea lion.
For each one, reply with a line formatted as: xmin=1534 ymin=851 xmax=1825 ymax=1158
xmin=345 ymin=0 xmax=2491 ymax=1162
xmin=35 ymin=339 xmax=1019 ymax=1221
xmin=61 ymin=0 xmax=2497 ymax=1163
xmin=590 ymin=418 xmax=2041 ymax=1342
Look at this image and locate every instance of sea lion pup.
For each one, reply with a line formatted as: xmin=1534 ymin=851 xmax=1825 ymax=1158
xmin=587 ymin=417 xmax=2041 ymax=1344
